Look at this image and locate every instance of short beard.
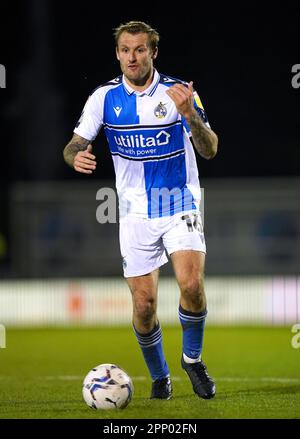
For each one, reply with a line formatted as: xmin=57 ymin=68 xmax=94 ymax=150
xmin=124 ymin=67 xmax=153 ymax=87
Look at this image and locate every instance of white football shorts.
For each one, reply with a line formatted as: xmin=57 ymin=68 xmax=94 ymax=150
xmin=119 ymin=211 xmax=206 ymax=278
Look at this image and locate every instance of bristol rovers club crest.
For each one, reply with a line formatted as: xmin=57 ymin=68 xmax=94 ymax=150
xmin=154 ymin=102 xmax=167 ymax=119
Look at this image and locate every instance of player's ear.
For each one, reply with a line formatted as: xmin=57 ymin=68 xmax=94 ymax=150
xmin=152 ymin=47 xmax=158 ymax=60
xmin=116 ymin=47 xmax=120 ymax=61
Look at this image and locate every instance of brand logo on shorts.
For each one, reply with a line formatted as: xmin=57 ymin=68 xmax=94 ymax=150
xmin=154 ymin=102 xmax=167 ymax=119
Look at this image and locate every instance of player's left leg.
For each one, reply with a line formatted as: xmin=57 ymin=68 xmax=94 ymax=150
xmin=171 ymin=250 xmax=207 ymax=358
xmin=171 ymin=249 xmax=216 ymax=399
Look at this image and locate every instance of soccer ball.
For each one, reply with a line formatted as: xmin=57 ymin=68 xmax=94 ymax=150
xmin=82 ymin=363 xmax=133 ymax=410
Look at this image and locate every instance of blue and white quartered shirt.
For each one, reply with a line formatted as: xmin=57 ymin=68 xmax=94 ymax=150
xmin=74 ymin=69 xmax=210 ymax=219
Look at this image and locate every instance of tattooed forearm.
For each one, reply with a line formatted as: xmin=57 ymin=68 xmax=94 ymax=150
xmin=187 ymin=113 xmax=218 ymax=160
xmin=63 ymin=134 xmax=91 ymax=168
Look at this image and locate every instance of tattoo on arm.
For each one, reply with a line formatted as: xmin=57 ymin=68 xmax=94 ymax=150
xmin=187 ymin=113 xmax=218 ymax=160
xmin=63 ymin=134 xmax=90 ymax=168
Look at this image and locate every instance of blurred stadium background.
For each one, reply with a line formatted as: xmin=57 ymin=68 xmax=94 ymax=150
xmin=0 ymin=1 xmax=299 ymax=419
xmin=1 ymin=177 xmax=300 ymax=327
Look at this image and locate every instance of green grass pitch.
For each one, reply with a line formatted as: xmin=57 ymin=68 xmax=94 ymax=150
xmin=0 ymin=326 xmax=299 ymax=419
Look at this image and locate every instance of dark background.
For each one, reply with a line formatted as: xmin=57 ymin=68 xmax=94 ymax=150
xmin=0 ymin=1 xmax=299 ymax=275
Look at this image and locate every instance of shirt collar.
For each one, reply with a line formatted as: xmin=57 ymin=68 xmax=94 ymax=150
xmin=122 ymin=69 xmax=160 ymax=96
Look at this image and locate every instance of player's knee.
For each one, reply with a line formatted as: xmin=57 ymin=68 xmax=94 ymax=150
xmin=181 ymin=276 xmax=203 ymax=295
xmin=134 ymin=295 xmax=156 ymax=322
xmin=181 ymin=276 xmax=205 ymax=307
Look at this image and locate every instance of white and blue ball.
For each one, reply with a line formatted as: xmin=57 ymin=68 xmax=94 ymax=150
xmin=82 ymin=363 xmax=133 ymax=410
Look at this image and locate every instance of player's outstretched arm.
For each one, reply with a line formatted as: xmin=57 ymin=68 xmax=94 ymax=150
xmin=63 ymin=134 xmax=97 ymax=174
xmin=166 ymin=82 xmax=218 ymax=160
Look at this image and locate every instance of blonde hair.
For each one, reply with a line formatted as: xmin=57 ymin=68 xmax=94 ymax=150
xmin=114 ymin=21 xmax=160 ymax=53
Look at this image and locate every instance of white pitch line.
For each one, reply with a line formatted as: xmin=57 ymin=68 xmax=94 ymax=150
xmin=216 ymin=377 xmax=300 ymax=384
xmin=48 ymin=376 xmax=300 ymax=384
xmin=20 ymin=376 xmax=300 ymax=383
xmin=0 ymin=375 xmax=299 ymax=383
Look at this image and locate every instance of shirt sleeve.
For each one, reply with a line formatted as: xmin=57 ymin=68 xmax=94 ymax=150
xmin=73 ymin=89 xmax=104 ymax=141
xmin=181 ymin=89 xmax=211 ymax=135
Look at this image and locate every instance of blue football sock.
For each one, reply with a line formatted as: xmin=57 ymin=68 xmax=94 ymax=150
xmin=133 ymin=322 xmax=169 ymax=380
xmin=179 ymin=305 xmax=207 ymax=361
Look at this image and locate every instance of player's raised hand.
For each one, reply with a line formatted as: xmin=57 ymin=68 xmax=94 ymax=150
xmin=166 ymin=81 xmax=196 ymax=121
xmin=74 ymin=144 xmax=97 ymax=174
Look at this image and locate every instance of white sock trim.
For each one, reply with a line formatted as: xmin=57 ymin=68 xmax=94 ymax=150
xmin=183 ymin=353 xmax=201 ymax=364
